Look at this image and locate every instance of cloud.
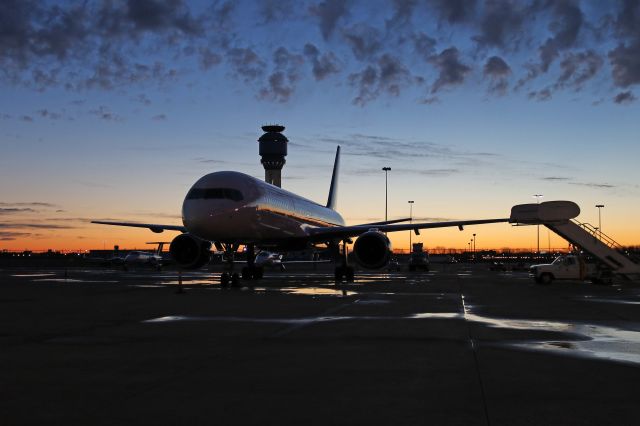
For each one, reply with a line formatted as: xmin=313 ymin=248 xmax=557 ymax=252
xmin=613 ymin=90 xmax=636 ymax=104
xmin=36 ymin=109 xmax=62 ymax=120
xmin=303 ymin=43 xmax=341 ymax=80
xmin=20 ymin=115 xmax=33 ymax=122
xmin=569 ymin=182 xmax=615 ymax=189
xmin=134 ymin=93 xmax=152 ymax=105
xmin=429 ymin=0 xmax=477 ymax=24
xmin=342 ymin=24 xmax=382 ymax=61
xmin=258 ymin=47 xmax=304 ymax=102
xmin=613 ymin=0 xmax=640 ymax=40
xmin=316 ymin=133 xmax=499 ymax=164
xmin=386 ymin=0 xmax=419 ymax=28
xmin=199 ymin=47 xmax=221 ymax=70
xmin=89 ymin=105 xmax=123 ymax=121
xmin=0 ymin=223 xmax=76 ymax=229
xmin=555 ymin=50 xmax=603 ymax=89
xmin=309 ymin=0 xmax=350 ymax=40
xmin=349 ymin=54 xmax=413 ymax=105
xmin=152 ymin=114 xmax=167 ymax=121
xmin=0 ymin=202 xmax=58 ymax=207
xmin=125 ymin=0 xmax=202 ymax=34
xmin=474 ymin=0 xmax=525 ymax=48
xmin=418 ymin=168 xmax=460 ymax=176
xmin=259 ymin=0 xmax=295 ymax=23
xmin=413 ymin=33 xmax=437 ymax=61
xmin=429 ymin=47 xmax=471 ymax=93
xmin=0 ymin=0 xmax=636 ymax=107
xmin=483 ymin=56 xmax=511 ymax=95
xmin=227 ymin=47 xmax=265 ymax=83
xmin=0 ymin=208 xmax=37 ymax=214
xmin=608 ymin=41 xmax=640 ymax=88
xmin=527 ymin=88 xmax=552 ymax=101
xmin=0 ymin=231 xmax=32 ymax=240
xmin=542 ymin=176 xmax=570 ymax=181
xmin=538 ymin=1 xmax=584 ymax=72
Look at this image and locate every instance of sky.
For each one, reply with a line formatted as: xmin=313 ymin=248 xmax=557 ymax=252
xmin=1 ymin=0 xmax=640 ymax=252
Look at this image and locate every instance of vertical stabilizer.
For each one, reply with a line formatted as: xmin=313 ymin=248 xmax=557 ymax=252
xmin=326 ymin=146 xmax=340 ymax=210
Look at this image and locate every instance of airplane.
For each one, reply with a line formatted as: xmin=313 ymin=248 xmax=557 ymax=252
xmin=93 ymin=146 xmax=509 ymax=286
xmin=122 ymin=242 xmax=169 ymax=271
xmin=250 ymin=250 xmax=333 ymax=275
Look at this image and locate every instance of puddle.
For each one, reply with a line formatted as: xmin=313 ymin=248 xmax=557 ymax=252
xmin=279 ymin=287 xmax=356 ymax=296
xmin=465 ymin=310 xmax=640 ymax=366
xmin=32 ymin=278 xmax=119 ymax=283
xmin=129 ymin=284 xmax=166 ymax=288
xmin=355 ymin=299 xmax=391 ymax=305
xmin=158 ymin=280 xmax=215 ymax=286
xmin=144 ymin=315 xmax=356 ymax=324
xmin=409 ymin=312 xmax=463 ymax=319
xmin=578 ymin=297 xmax=640 ymax=305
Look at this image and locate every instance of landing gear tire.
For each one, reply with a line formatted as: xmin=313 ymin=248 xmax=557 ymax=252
xmin=254 ymin=267 xmax=264 ymax=279
xmin=345 ymin=267 xmax=355 ymax=282
xmin=335 ymin=266 xmax=354 ymax=283
xmin=539 ymin=273 xmax=553 ymax=285
xmin=231 ymin=272 xmax=240 ymax=287
xmin=221 ymin=272 xmax=230 ymax=288
xmin=241 ymin=267 xmax=250 ymax=280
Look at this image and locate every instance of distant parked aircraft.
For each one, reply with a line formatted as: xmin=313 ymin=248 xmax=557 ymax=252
xmin=122 ymin=242 xmax=169 ymax=271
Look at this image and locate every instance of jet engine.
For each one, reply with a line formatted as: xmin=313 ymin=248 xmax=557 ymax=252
xmin=353 ymin=230 xmax=392 ymax=269
xmin=169 ymin=233 xmax=212 ymax=269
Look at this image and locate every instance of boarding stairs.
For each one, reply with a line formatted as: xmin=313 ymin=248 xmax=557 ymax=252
xmin=510 ymin=200 xmax=640 ymax=280
xmin=546 ymin=220 xmax=640 ymax=278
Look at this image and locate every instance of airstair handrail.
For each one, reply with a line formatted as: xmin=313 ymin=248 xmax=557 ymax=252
xmin=571 ymin=220 xmax=624 ymax=250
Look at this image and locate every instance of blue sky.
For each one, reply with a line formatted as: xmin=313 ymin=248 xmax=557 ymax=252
xmin=1 ymin=0 xmax=639 ymax=250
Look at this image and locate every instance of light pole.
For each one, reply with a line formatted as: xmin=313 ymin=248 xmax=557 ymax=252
xmin=382 ymin=167 xmax=391 ymax=222
xmin=473 ymin=233 xmax=476 ymax=260
xmin=596 ymin=204 xmax=604 ymax=240
xmin=533 ymin=194 xmax=543 ymax=254
xmin=408 ymin=200 xmax=414 ymax=252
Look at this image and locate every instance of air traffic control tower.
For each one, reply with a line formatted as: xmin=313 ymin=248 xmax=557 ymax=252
xmin=258 ymin=124 xmax=288 ymax=187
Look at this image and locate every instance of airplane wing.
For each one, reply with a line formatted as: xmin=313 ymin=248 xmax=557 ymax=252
xmin=359 ymin=217 xmax=412 ymax=226
xmin=307 ymin=218 xmax=510 ymax=242
xmin=91 ymin=221 xmax=186 ymax=233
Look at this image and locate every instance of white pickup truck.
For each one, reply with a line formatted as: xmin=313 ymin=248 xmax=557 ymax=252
xmin=530 ymin=254 xmax=611 ymax=284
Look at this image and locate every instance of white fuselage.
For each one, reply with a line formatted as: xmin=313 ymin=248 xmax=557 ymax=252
xmin=182 ymin=171 xmax=345 ymax=244
xmin=124 ymin=251 xmax=162 ymax=265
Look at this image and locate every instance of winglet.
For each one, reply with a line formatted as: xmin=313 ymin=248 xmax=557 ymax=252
xmin=326 ymin=146 xmax=340 ymax=210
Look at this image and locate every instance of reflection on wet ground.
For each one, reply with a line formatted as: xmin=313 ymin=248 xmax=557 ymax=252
xmin=33 ymin=278 xmax=120 ymax=283
xmin=9 ymin=267 xmax=640 ymax=366
xmin=11 ymin=273 xmax=56 ymax=277
xmin=463 ymin=309 xmax=640 ymax=366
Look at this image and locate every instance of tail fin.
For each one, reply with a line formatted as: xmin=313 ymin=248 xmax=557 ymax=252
xmin=146 ymin=242 xmax=168 ymax=256
xmin=326 ymin=146 xmax=340 ymax=210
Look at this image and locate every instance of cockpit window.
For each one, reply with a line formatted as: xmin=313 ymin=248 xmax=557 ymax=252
xmin=187 ymin=188 xmax=243 ymax=201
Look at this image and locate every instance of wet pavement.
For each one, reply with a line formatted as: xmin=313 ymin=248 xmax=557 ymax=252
xmin=1 ymin=264 xmax=639 ymax=425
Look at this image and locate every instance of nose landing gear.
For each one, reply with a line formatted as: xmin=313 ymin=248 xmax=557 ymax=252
xmin=220 ymin=243 xmax=263 ymax=287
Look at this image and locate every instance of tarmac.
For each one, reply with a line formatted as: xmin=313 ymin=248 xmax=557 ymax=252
xmin=1 ymin=263 xmax=640 ymax=426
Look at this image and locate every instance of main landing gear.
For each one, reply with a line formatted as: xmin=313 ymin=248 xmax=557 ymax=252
xmin=334 ymin=239 xmax=354 ymax=283
xmin=219 ymin=243 xmax=239 ymax=288
xmin=241 ymin=244 xmax=264 ymax=280
xmin=219 ymin=243 xmax=263 ymax=288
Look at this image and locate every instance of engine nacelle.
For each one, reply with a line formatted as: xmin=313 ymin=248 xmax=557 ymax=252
xmin=169 ymin=233 xmax=212 ymax=269
xmin=353 ymin=231 xmax=392 ymax=269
